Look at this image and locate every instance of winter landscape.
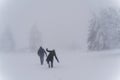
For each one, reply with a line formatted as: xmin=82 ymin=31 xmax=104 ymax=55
xmin=1 ymin=50 xmax=120 ymax=80
xmin=1 ymin=0 xmax=120 ymax=80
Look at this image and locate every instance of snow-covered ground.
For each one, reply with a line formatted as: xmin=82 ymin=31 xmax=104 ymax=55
xmin=0 ymin=50 xmax=120 ymax=80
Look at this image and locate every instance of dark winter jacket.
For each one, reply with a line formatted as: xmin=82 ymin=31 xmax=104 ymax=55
xmin=46 ymin=48 xmax=59 ymax=63
xmin=38 ymin=47 xmax=47 ymax=57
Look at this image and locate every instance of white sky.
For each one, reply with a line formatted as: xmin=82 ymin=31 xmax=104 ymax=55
xmin=0 ymin=0 xmax=119 ymax=50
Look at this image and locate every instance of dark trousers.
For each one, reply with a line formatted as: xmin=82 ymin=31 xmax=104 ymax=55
xmin=46 ymin=59 xmax=53 ymax=68
xmin=40 ymin=56 xmax=44 ymax=65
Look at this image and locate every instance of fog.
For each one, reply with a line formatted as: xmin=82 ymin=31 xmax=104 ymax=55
xmin=0 ymin=0 xmax=119 ymax=51
xmin=1 ymin=1 xmax=120 ymax=80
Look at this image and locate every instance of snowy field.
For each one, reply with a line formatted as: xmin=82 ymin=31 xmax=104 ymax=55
xmin=0 ymin=50 xmax=120 ymax=80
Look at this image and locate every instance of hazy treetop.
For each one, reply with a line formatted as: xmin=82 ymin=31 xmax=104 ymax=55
xmin=0 ymin=0 xmax=119 ymax=50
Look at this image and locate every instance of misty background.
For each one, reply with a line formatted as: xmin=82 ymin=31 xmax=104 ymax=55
xmin=0 ymin=0 xmax=120 ymax=52
xmin=1 ymin=1 xmax=120 ymax=80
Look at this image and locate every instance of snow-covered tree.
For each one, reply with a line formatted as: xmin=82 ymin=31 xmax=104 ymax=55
xmin=0 ymin=27 xmax=15 ymax=52
xmin=29 ymin=25 xmax=42 ymax=52
xmin=88 ymin=8 xmax=120 ymax=51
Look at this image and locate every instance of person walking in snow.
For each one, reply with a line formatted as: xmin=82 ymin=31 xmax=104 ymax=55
xmin=46 ymin=48 xmax=59 ymax=68
xmin=38 ymin=46 xmax=47 ymax=65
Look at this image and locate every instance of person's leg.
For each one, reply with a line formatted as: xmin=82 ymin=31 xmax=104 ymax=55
xmin=48 ymin=61 xmax=50 ymax=68
xmin=51 ymin=60 xmax=53 ymax=68
xmin=42 ymin=56 xmax=44 ymax=64
xmin=46 ymin=59 xmax=50 ymax=68
xmin=40 ymin=56 xmax=44 ymax=65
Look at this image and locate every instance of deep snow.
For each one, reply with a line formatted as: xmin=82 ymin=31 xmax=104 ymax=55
xmin=0 ymin=50 xmax=120 ymax=80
